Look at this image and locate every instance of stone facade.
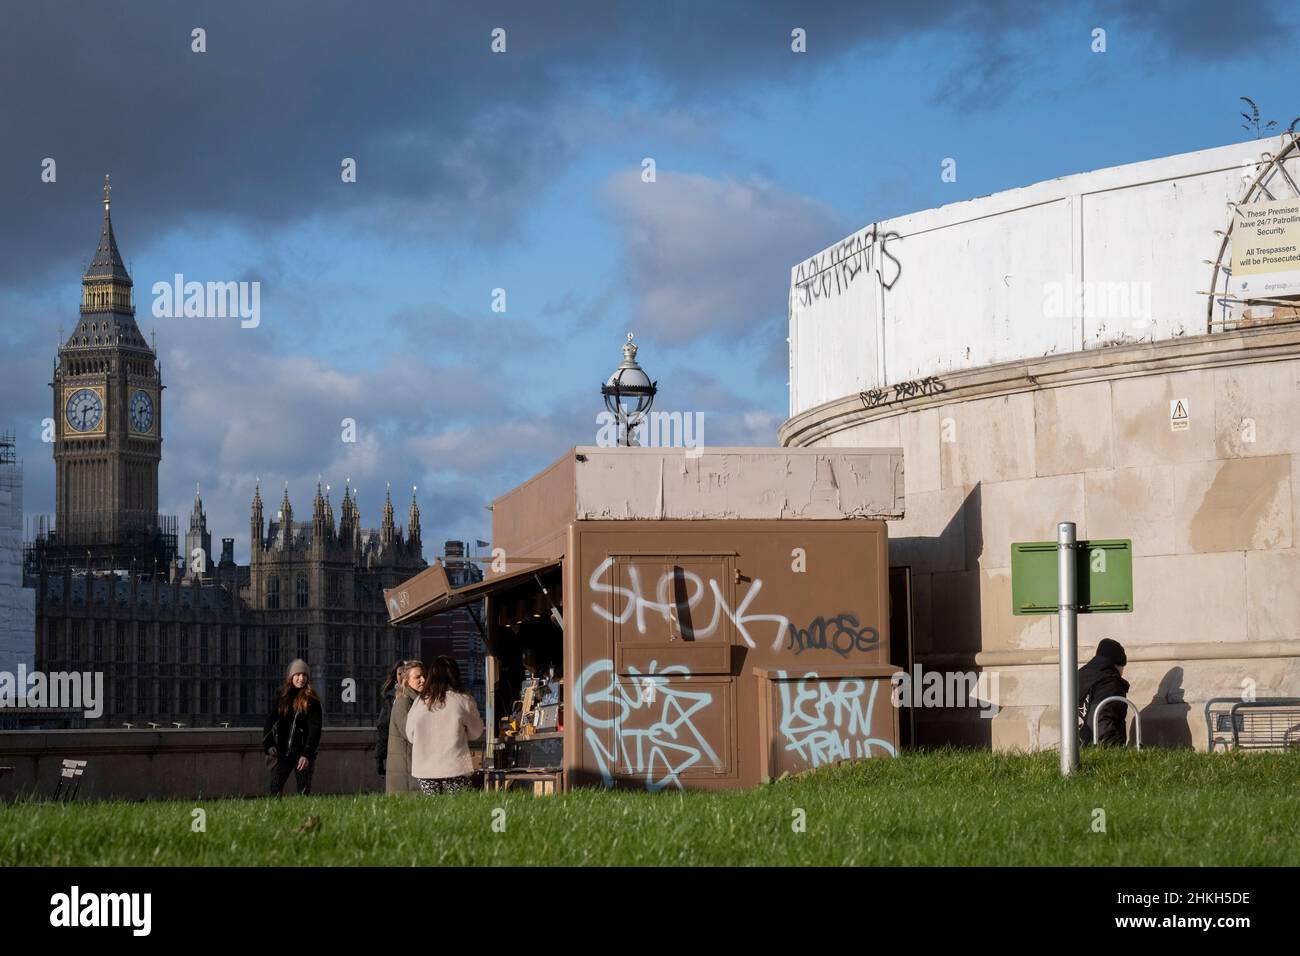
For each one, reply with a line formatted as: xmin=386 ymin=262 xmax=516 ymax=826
xmin=781 ymin=324 xmax=1300 ymax=749
xmin=32 ymin=487 xmax=442 ymax=729
xmin=243 ymin=481 xmax=428 ymax=723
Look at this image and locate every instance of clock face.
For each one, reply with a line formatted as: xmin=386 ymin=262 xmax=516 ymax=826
xmin=65 ymin=388 xmax=103 ymax=433
xmin=130 ymin=390 xmax=155 ymax=433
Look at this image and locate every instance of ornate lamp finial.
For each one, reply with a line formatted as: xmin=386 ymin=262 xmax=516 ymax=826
xmin=602 ymin=331 xmax=656 ymax=446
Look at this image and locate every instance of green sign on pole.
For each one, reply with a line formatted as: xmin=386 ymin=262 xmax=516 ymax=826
xmin=1010 ymin=539 xmax=1133 ymax=615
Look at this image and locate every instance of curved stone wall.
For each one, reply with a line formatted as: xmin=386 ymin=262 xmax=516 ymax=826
xmin=780 ymin=325 xmax=1300 ymax=750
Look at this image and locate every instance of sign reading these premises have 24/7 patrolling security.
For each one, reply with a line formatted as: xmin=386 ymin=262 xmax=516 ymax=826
xmin=1231 ymin=197 xmax=1300 ymax=297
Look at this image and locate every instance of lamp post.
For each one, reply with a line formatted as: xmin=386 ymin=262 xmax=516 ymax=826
xmin=601 ymin=332 xmax=657 ymax=447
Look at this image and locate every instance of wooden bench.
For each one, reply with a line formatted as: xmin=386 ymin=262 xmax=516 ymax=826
xmin=1205 ymin=697 xmax=1300 ymax=751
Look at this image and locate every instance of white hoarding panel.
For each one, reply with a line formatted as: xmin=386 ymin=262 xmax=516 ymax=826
xmin=788 ymin=136 xmax=1296 ymax=418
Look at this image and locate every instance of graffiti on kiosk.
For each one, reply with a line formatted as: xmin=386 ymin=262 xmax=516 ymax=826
xmin=589 ymin=558 xmax=791 ymax=650
xmin=860 ymin=375 xmax=945 ymax=410
xmin=777 ymin=671 xmax=897 ymax=767
xmin=785 ymin=614 xmax=879 ymax=658
xmin=589 ymin=559 xmax=883 ymax=657
xmin=575 ymin=658 xmax=721 ymax=791
xmin=385 ymin=589 xmax=411 ymax=619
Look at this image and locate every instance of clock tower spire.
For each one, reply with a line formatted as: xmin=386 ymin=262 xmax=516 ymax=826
xmin=44 ymin=178 xmax=169 ymax=572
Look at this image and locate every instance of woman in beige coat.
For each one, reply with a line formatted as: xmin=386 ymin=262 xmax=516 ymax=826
xmin=385 ymin=660 xmax=425 ymax=794
xmin=406 ymin=655 xmax=484 ymax=795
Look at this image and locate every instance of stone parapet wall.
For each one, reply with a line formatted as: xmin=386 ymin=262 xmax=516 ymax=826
xmin=0 ymin=727 xmax=383 ymax=802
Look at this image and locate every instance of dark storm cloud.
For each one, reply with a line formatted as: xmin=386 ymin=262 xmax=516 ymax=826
xmin=4 ymin=0 xmax=1286 ymax=285
xmin=1097 ymin=0 xmax=1296 ymax=58
xmin=0 ymin=0 xmax=1102 ymax=289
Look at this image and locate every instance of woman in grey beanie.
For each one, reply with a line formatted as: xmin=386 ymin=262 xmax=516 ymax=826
xmin=262 ymin=658 xmax=324 ymax=795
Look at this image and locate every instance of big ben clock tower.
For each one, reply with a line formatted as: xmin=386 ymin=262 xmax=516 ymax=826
xmin=46 ymin=177 xmax=170 ymax=571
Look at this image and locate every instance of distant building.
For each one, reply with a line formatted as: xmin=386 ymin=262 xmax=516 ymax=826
xmin=0 ymin=430 xmax=35 ymax=674
xmin=243 ymin=479 xmax=428 ymax=721
xmin=26 ymin=178 xmax=174 ymax=578
xmin=28 ymin=181 xmax=453 ymax=729
xmin=33 ymin=481 xmax=429 ymax=728
xmin=184 ymin=489 xmax=212 ymax=579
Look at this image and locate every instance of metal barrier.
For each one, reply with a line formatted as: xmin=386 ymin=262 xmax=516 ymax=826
xmin=1091 ymin=696 xmax=1141 ymax=750
xmin=1204 ymin=697 xmax=1300 ymax=751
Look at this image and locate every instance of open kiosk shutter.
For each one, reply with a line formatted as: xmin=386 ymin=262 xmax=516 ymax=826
xmin=385 ymin=559 xmax=562 ymax=626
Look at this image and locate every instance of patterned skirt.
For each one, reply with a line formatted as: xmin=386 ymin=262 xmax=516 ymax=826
xmin=418 ymin=775 xmax=472 ymax=795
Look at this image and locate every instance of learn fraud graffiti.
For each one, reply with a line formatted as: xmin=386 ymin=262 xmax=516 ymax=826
xmin=776 ymin=671 xmax=897 ymax=767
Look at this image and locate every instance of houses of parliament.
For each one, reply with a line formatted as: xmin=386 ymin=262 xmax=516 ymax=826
xmin=27 ymin=181 xmax=484 ymax=727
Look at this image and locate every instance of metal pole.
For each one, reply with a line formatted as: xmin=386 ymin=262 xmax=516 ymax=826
xmin=1058 ymin=521 xmax=1078 ymax=776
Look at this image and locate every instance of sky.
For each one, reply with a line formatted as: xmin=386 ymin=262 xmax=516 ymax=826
xmin=2 ymin=0 xmax=1297 ymax=562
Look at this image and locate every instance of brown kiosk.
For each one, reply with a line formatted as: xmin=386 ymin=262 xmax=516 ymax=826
xmin=385 ymin=445 xmax=905 ymax=792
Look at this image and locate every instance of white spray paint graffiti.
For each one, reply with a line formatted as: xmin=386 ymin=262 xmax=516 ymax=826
xmin=575 ymin=658 xmax=721 ymax=791
xmin=777 ymin=671 xmax=897 ymax=767
xmin=588 ymin=557 xmax=790 ymax=650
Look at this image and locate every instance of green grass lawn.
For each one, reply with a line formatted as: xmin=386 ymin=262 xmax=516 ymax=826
xmin=3 ymin=749 xmax=1298 ymax=866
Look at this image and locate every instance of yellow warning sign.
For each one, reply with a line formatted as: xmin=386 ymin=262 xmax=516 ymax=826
xmin=1170 ymin=399 xmax=1189 ymax=433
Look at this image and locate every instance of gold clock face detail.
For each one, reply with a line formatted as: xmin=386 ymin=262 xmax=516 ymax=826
xmin=64 ymin=387 xmax=105 ymax=435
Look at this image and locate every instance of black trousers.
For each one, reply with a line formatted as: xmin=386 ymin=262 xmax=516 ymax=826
xmin=269 ymin=754 xmax=315 ymax=795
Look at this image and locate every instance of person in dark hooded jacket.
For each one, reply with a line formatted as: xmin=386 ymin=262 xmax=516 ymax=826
xmin=1078 ymin=638 xmax=1129 ymax=746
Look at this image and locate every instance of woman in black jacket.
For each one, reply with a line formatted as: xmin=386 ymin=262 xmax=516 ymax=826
xmin=263 ymin=658 xmax=324 ymax=795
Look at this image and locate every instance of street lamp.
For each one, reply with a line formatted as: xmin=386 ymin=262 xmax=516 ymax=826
xmin=601 ymin=332 xmax=657 ymax=447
